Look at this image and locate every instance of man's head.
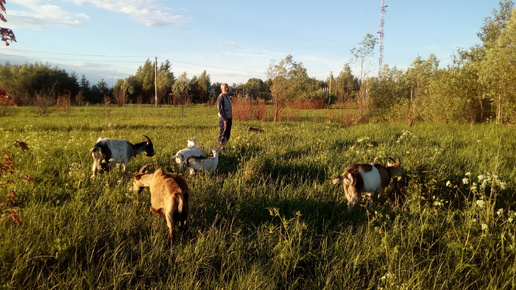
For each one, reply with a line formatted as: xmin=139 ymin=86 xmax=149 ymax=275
xmin=221 ymin=83 xmax=229 ymax=94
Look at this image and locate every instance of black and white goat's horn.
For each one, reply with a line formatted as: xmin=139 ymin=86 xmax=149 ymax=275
xmin=139 ymin=163 xmax=154 ymax=174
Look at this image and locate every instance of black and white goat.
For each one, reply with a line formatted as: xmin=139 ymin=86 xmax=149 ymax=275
xmin=91 ymin=135 xmax=154 ymax=177
xmin=173 ymin=137 xmax=205 ymax=170
xmin=333 ymin=159 xmax=405 ymax=210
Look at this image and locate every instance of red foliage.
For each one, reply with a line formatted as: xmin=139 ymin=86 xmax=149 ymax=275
xmin=0 ymin=88 xmax=16 ymax=107
xmin=1 ymin=140 xmax=29 ymax=224
xmin=0 ymin=0 xmax=17 ymax=46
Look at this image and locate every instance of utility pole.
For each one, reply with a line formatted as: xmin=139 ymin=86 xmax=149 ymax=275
xmin=377 ymin=0 xmax=387 ymax=78
xmin=328 ymin=71 xmax=333 ymax=106
xmin=154 ymin=56 xmax=158 ymax=107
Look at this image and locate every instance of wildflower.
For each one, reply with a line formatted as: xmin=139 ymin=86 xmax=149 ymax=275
xmin=476 ymin=200 xmax=485 ymax=208
xmin=446 ymin=180 xmax=452 ymax=187
xmin=465 ymin=172 xmax=471 ymax=177
xmin=380 ymin=273 xmax=394 ymax=281
xmin=462 ymin=178 xmax=469 ymax=185
xmin=497 ymin=208 xmax=504 ymax=216
xmin=481 ymin=223 xmax=488 ymax=231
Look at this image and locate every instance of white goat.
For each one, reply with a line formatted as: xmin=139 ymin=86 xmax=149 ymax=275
xmin=131 ymin=166 xmax=190 ymax=245
xmin=185 ymin=147 xmax=223 ymax=175
xmin=91 ymin=135 xmax=154 ymax=177
xmin=333 ymin=159 xmax=405 ymax=210
xmin=174 ymin=137 xmax=205 ymax=170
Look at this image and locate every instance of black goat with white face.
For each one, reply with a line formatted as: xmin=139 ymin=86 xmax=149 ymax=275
xmin=91 ymin=135 xmax=154 ymax=177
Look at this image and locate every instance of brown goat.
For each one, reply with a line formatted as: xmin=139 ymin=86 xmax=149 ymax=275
xmin=132 ymin=167 xmax=190 ymax=244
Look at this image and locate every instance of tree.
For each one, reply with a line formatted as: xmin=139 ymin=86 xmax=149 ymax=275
xmin=113 ymin=79 xmax=128 ymax=106
xmin=478 ymin=0 xmax=515 ymax=49
xmin=171 ymin=72 xmax=190 ymax=116
xmin=404 ymin=54 xmax=439 ymax=123
xmin=335 ymin=63 xmax=357 ymax=103
xmin=91 ymin=79 xmax=111 ymax=104
xmin=350 ymin=33 xmax=378 ymax=119
xmin=189 ymin=70 xmax=210 ymax=103
xmin=267 ymin=55 xmax=309 ymax=121
xmin=156 ymin=60 xmax=175 ymax=104
xmin=480 ymin=7 xmax=516 ymax=123
xmin=244 ymin=78 xmax=269 ymax=100
xmin=0 ymin=0 xmax=16 ymax=46
xmin=351 ymin=33 xmax=378 ymax=82
xmin=368 ymin=65 xmax=407 ymax=119
xmin=78 ymin=74 xmax=92 ymax=103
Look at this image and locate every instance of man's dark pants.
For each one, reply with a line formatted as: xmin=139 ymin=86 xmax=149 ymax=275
xmin=218 ymin=118 xmax=232 ymax=145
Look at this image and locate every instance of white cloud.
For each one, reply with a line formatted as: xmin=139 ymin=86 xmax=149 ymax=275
xmin=8 ymin=0 xmax=187 ymax=28
xmin=67 ymin=0 xmax=188 ymax=27
xmin=8 ymin=1 xmax=88 ymax=28
xmin=216 ymin=41 xmax=245 ymax=50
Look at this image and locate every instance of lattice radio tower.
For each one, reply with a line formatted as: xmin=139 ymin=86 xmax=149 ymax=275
xmin=377 ymin=0 xmax=387 ymax=78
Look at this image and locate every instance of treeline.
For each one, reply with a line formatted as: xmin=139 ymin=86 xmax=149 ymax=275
xmin=1 ymin=1 xmax=515 ymax=123
xmin=366 ymin=0 xmax=516 ymax=124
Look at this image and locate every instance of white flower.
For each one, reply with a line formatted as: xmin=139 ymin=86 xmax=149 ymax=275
xmin=446 ymin=181 xmax=452 ymax=187
xmin=465 ymin=172 xmax=471 ymax=177
xmin=482 ymin=223 xmax=488 ymax=231
xmin=476 ymin=200 xmax=485 ymax=208
xmin=497 ymin=208 xmax=504 ymax=216
xmin=462 ymin=178 xmax=469 ymax=185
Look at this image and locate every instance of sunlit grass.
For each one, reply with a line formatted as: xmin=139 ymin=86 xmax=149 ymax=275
xmin=1 ymin=105 xmax=516 ymax=288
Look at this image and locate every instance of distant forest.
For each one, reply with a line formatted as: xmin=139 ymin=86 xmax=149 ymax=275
xmin=1 ymin=1 xmax=516 ymax=123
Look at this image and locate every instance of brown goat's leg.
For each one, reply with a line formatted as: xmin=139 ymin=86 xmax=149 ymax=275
xmin=165 ymin=196 xmax=176 ymax=245
xmin=165 ymin=212 xmax=174 ymax=244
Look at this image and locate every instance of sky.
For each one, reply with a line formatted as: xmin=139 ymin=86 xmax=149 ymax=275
xmin=0 ymin=0 xmax=502 ymax=86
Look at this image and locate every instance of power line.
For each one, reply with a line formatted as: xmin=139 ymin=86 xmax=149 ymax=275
xmin=2 ymin=48 xmax=265 ymax=75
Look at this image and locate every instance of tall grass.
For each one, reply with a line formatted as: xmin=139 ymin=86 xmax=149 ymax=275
xmin=1 ymin=105 xmax=516 ymax=288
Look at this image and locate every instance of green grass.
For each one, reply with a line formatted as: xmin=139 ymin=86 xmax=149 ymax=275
xmin=1 ymin=105 xmax=516 ymax=289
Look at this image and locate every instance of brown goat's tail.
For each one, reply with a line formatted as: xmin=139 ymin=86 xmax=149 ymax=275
xmin=176 ymin=192 xmax=184 ymax=214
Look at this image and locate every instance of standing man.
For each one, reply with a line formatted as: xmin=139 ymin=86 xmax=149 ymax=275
xmin=217 ymin=83 xmax=232 ymax=145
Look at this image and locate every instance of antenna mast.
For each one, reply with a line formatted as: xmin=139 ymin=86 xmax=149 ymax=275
xmin=378 ymin=0 xmax=387 ymax=78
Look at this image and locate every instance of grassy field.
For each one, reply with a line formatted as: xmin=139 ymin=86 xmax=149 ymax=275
xmin=1 ymin=105 xmax=516 ymax=289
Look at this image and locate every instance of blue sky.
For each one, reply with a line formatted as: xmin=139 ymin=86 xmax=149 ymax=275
xmin=1 ymin=0 xmax=501 ymax=86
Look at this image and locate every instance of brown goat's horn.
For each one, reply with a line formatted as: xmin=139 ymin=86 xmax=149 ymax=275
xmin=143 ymin=135 xmax=151 ymax=143
xmin=139 ymin=163 xmax=154 ymax=174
